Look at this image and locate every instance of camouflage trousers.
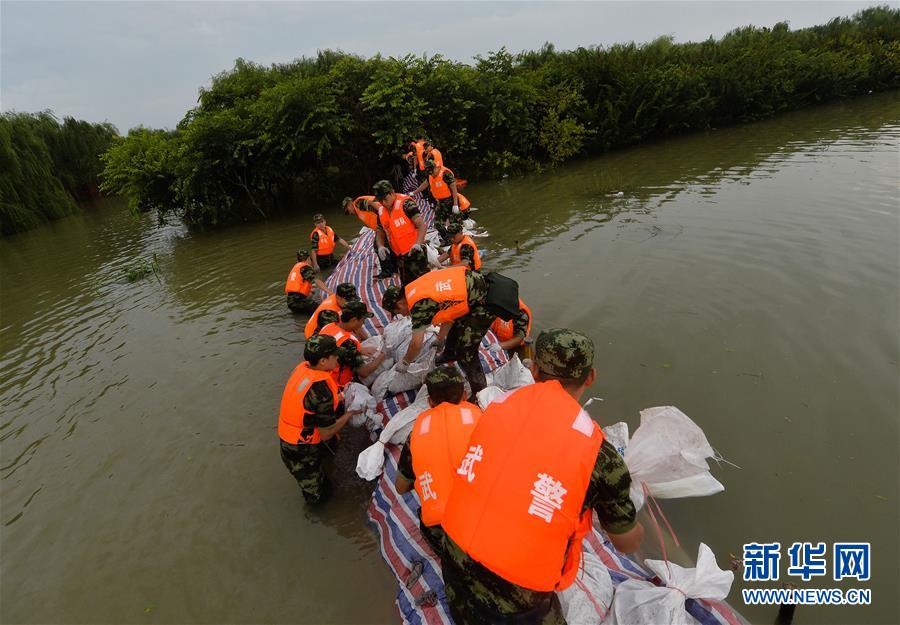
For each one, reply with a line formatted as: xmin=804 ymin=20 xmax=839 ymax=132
xmin=286 ymin=292 xmax=319 ymax=314
xmin=398 ymin=248 xmax=430 ymax=287
xmin=435 ymin=199 xmax=467 ymax=244
xmin=441 ymin=564 xmax=565 ymax=625
xmin=280 ymin=440 xmax=330 ymax=504
xmin=442 ymin=304 xmax=495 ymax=398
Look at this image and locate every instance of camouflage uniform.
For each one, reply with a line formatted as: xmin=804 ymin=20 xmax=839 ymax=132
xmin=396 ymin=366 xmax=467 ymax=558
xmin=410 ymin=270 xmax=492 ymax=397
xmin=373 ymin=180 xmax=430 ymax=287
xmin=279 ymin=335 xmax=344 ymax=504
xmin=437 ymin=329 xmax=638 ymax=625
xmin=333 ymin=300 xmax=373 ymax=380
xmin=286 ymin=263 xmax=321 ymax=314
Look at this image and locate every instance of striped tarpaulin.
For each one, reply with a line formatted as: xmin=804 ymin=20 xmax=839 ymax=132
xmin=325 ymin=171 xmax=747 ymax=625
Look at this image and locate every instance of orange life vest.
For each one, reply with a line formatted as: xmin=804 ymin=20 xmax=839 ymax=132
xmin=441 ymin=381 xmax=605 ymax=592
xmin=414 ymin=141 xmax=426 ymax=170
xmin=311 ymin=225 xmax=336 ymax=255
xmin=277 ymin=362 xmax=340 ymax=445
xmin=304 ymin=295 xmax=341 ymax=338
xmin=449 ymin=234 xmax=482 ymax=270
xmin=428 ymin=166 xmax=455 ymax=200
xmin=318 ymin=322 xmax=361 ymax=388
xmin=285 ymin=261 xmax=312 ymax=296
xmin=351 ymin=196 xmax=379 ymax=230
xmin=410 ymin=401 xmax=482 ymax=526
xmin=378 ymin=194 xmax=419 ymax=256
xmin=405 ymin=266 xmax=470 ymax=325
xmin=491 ymin=299 xmax=532 ymax=342
xmin=427 ymin=147 xmax=443 ymax=169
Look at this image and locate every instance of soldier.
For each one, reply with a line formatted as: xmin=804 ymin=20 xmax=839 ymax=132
xmin=490 ymin=298 xmax=533 ymax=355
xmin=277 ymin=334 xmax=359 ymax=505
xmin=318 ymin=300 xmax=385 ymax=388
xmin=414 ymin=159 xmax=470 ymax=243
xmin=439 ymin=329 xmax=646 ymax=625
xmin=409 ymin=134 xmax=427 ymax=183
xmin=372 ymin=180 xmax=430 ymax=287
xmin=284 ymin=250 xmax=331 ymax=314
xmin=423 ymin=140 xmax=443 ymax=170
xmin=342 ymin=195 xmax=397 ymax=279
xmin=304 ymin=283 xmax=359 ymax=339
xmin=310 ymin=213 xmax=351 ymax=272
xmin=382 ymin=267 xmax=517 ymax=399
xmin=395 ymin=366 xmax=482 ymax=557
xmin=437 ymin=222 xmax=482 ymax=270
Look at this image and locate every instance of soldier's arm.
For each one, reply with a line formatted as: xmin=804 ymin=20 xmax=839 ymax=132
xmin=352 ymin=342 xmax=386 ymax=379
xmin=394 ymin=436 xmax=415 ymax=494
xmin=300 ymin=266 xmax=331 ymax=295
xmin=412 ymin=214 xmax=427 ymax=247
xmin=446 ymin=170 xmax=458 ymax=206
xmin=310 ymin=232 xmax=321 ymax=270
xmin=335 ymin=231 xmax=351 ymax=250
xmin=302 ymin=381 xmax=345 ymax=442
xmin=586 ymin=439 xmax=645 ymax=554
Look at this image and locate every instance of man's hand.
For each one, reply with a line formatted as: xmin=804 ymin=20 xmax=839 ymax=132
xmin=410 ymin=243 xmax=424 ymax=254
xmin=452 ymin=205 xmax=460 ymax=214
xmin=377 ymin=246 xmax=389 ymax=261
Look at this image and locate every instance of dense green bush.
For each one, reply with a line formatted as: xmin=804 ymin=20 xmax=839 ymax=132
xmin=0 ymin=112 xmax=118 ymax=235
xmin=100 ymin=6 xmax=898 ymax=228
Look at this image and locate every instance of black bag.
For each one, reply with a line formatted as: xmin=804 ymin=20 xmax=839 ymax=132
xmin=484 ymin=272 xmax=520 ymax=321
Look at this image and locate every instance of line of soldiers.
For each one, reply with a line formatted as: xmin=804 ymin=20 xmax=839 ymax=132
xmin=278 ymin=138 xmax=644 ymax=624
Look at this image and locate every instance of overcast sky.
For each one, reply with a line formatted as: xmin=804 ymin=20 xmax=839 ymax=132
xmin=1 ymin=1 xmax=888 ymax=133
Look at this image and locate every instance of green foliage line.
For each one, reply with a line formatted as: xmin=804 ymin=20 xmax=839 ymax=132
xmin=0 ymin=112 xmax=118 ymax=235
xmin=100 ymin=6 xmax=899 ymax=229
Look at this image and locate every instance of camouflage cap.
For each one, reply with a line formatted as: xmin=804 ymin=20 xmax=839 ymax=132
xmin=312 ymin=213 xmax=325 ymax=223
xmin=381 ymin=286 xmax=403 ymax=311
xmin=335 ymin=283 xmax=359 ymax=300
xmin=424 ymin=159 xmax=437 ymax=173
xmin=341 ymin=299 xmax=374 ymax=319
xmin=304 ymin=334 xmax=339 ymax=361
xmin=425 ymin=365 xmax=465 ymax=390
xmin=296 ymin=249 xmax=310 ymax=260
xmin=534 ymin=328 xmax=595 ymax=379
xmin=372 ymin=180 xmax=394 ymax=199
xmin=446 ymin=221 xmax=463 ymax=235
xmin=341 ymin=196 xmax=354 ymax=209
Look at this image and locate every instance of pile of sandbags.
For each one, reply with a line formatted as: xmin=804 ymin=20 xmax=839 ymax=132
xmin=557 ymin=550 xmax=614 ymax=625
xmin=358 ymin=335 xmax=394 ymax=387
xmin=476 ymin=355 xmax=535 ymax=409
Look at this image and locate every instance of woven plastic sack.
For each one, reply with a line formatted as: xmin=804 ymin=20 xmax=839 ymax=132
xmin=624 ymin=406 xmax=724 ymax=510
xmin=486 ymin=355 xmax=534 ymax=390
xmin=476 ymin=385 xmax=509 ymax=410
xmin=383 ymin=317 xmax=411 ymax=356
xmin=356 ymin=385 xmax=430 ymax=480
xmin=343 ymin=383 xmax=376 ymax=427
xmin=557 ymin=549 xmax=614 ymax=625
xmin=608 ymin=543 xmax=733 ymax=625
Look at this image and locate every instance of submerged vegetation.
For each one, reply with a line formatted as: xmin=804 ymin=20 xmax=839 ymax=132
xmin=1 ymin=112 xmax=118 ymax=235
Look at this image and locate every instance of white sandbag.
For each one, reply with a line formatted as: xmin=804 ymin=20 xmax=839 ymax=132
xmin=557 ymin=549 xmax=614 ymax=625
xmin=360 ymin=335 xmax=384 ymax=354
xmin=355 ymin=385 xmax=431 ymax=480
xmin=425 ymin=243 xmax=442 ymax=268
xmin=476 ymin=385 xmax=509 ymax=410
xmin=371 ymin=368 xmax=397 ymax=400
xmin=608 ymin=543 xmax=733 ymax=625
xmin=624 ymin=406 xmax=724 ymax=510
xmin=388 ymin=344 xmax=438 ymax=394
xmin=383 ymin=316 xmax=411 ymax=355
xmin=601 ymin=422 xmax=629 ymax=458
xmin=343 ymin=383 xmax=376 ymax=426
xmin=462 ymin=218 xmax=476 ymax=230
xmin=360 ymin=356 xmax=394 ymax=387
xmin=486 ymin=355 xmax=534 ymax=390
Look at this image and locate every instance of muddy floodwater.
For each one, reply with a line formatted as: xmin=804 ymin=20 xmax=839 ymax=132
xmin=2 ymin=92 xmax=898 ymax=625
